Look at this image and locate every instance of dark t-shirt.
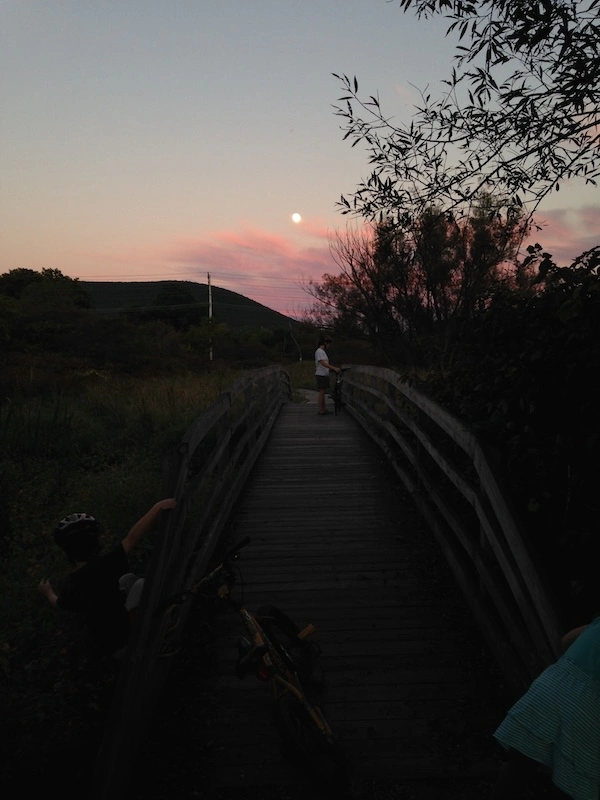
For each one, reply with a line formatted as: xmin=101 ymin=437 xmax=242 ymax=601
xmin=57 ymin=544 xmax=131 ymax=655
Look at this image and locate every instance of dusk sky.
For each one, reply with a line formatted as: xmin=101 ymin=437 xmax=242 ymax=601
xmin=2 ymin=1 xmax=598 ymax=316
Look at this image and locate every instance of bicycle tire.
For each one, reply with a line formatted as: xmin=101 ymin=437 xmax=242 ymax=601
xmin=272 ymin=692 xmax=352 ymax=793
xmin=333 ymin=384 xmax=342 ymax=416
xmin=256 ymin=605 xmax=325 ymax=697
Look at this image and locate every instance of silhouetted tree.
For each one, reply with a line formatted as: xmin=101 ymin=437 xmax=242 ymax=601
xmin=307 ymin=198 xmax=528 ymax=364
xmin=0 ymin=268 xmax=45 ymax=298
xmin=0 ymin=268 xmax=92 ymax=352
xmin=334 ymin=0 xmax=600 ymax=221
xmin=0 ymin=268 xmax=90 ymax=307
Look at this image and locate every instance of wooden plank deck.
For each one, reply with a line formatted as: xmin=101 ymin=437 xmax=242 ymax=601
xmin=133 ymin=395 xmax=513 ymax=799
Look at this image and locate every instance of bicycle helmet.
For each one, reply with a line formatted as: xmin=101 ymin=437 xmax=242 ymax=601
xmin=53 ymin=513 xmax=100 ymax=562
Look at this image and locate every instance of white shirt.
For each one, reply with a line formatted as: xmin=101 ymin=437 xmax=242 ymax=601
xmin=315 ymin=347 xmax=330 ymax=376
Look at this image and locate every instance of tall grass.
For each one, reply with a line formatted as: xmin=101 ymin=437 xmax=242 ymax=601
xmin=0 ymin=393 xmax=76 ymax=458
xmin=286 ymin=358 xmax=316 ymax=393
xmin=0 ymin=365 xmax=249 ymax=777
xmin=1 ymin=363 xmax=308 ymax=781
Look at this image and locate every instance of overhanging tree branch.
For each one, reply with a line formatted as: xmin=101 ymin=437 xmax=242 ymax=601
xmin=333 ymin=1 xmax=600 ymax=223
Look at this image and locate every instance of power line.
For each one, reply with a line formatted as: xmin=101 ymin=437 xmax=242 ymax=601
xmin=78 ymin=268 xmax=327 ymax=289
xmin=76 ymin=270 xmax=317 ymax=312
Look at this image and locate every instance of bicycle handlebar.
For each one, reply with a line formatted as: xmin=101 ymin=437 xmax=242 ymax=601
xmin=153 ymin=536 xmax=251 ymax=618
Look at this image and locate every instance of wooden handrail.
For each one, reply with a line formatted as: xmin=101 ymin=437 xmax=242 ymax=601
xmin=88 ymin=361 xmax=561 ymax=798
xmin=89 ymin=366 xmax=291 ymax=800
xmin=340 ymin=364 xmax=563 ymax=691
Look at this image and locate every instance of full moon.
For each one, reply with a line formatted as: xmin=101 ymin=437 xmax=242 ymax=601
xmin=291 ymin=212 xmax=302 ymax=223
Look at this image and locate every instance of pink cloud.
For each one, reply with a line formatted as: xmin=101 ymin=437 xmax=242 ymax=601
xmin=525 ymin=205 xmax=600 ymax=264
xmin=71 ymin=207 xmax=598 ymax=320
xmin=163 ymin=224 xmax=338 ymax=316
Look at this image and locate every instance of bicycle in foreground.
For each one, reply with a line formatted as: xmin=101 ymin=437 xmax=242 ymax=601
xmin=332 ymin=367 xmax=351 ymax=416
xmin=158 ymin=536 xmax=354 ymax=794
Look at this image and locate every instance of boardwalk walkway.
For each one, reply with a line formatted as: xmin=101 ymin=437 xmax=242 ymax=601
xmin=133 ymin=395 xmax=513 ymax=800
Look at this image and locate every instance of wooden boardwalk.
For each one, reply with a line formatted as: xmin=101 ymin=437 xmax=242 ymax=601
xmin=134 ymin=396 xmax=512 ymax=799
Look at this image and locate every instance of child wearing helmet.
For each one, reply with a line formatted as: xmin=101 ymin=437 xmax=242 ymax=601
xmin=38 ymin=498 xmax=176 ymax=657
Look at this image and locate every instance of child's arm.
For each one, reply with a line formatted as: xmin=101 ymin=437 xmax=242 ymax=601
xmin=39 ymin=578 xmax=58 ymax=608
xmin=560 ymin=624 xmax=589 ymax=652
xmin=122 ymin=498 xmax=177 ymax=555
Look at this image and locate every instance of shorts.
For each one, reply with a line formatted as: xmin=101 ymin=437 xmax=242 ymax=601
xmin=316 ymin=375 xmax=330 ymax=390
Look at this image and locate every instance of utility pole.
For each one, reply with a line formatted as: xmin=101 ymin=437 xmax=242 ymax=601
xmin=208 ymin=272 xmax=213 ymax=362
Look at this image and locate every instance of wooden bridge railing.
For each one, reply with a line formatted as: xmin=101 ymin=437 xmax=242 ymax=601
xmin=89 ymin=361 xmax=562 ymax=798
xmin=341 ymin=364 xmax=563 ymax=692
xmin=90 ymin=366 xmax=291 ymax=800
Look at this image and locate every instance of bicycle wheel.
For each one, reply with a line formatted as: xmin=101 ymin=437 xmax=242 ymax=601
xmin=272 ymin=692 xmax=353 ymax=794
xmin=256 ymin=605 xmax=324 ymax=697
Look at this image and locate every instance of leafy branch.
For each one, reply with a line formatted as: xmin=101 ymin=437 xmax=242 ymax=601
xmin=333 ymin=1 xmax=600 ymax=223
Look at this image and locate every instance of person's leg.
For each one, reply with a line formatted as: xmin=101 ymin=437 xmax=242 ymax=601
xmin=316 ymin=375 xmax=329 ymax=413
xmin=318 ymin=388 xmax=326 ymax=413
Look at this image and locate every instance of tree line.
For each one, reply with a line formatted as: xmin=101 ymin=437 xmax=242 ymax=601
xmin=0 ymin=268 xmax=315 ymax=377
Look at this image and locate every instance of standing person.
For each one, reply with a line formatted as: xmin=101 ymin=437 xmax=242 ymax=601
xmin=38 ymin=498 xmax=176 ymax=658
xmin=314 ymin=335 xmax=340 ymax=415
xmin=490 ymin=617 xmax=600 ymax=799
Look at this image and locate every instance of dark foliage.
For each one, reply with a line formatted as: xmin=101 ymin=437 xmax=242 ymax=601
xmin=0 ymin=269 xmax=310 ymax=375
xmin=334 ymin=0 xmax=600 ymax=220
xmin=412 ymin=246 xmax=600 ymax=620
xmin=308 ymin=201 xmax=529 ymax=366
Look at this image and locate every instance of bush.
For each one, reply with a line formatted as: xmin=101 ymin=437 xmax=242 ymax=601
xmin=413 ymin=259 xmax=600 ymax=620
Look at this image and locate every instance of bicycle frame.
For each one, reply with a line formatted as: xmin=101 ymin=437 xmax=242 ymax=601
xmin=333 ymin=367 xmax=350 ymax=415
xmin=219 ymin=583 xmax=333 ymax=737
xmin=153 ymin=537 xmax=359 ymax=796
xmin=159 ymin=537 xmax=333 ymax=738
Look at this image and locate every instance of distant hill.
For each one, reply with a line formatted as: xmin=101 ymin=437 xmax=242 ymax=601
xmin=82 ymin=280 xmax=294 ymax=330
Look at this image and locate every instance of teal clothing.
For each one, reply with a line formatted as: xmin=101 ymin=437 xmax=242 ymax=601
xmin=494 ymin=617 xmax=600 ymax=800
